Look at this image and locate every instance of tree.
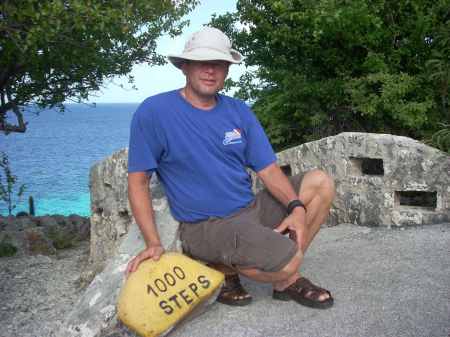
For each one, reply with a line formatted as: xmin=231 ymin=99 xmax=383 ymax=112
xmin=212 ymin=0 xmax=450 ymax=151
xmin=0 ymin=0 xmax=197 ymax=134
xmin=431 ymin=123 xmax=450 ymax=153
xmin=0 ymin=151 xmax=26 ymax=215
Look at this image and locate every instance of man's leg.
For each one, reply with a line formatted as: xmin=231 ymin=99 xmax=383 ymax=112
xmin=180 ymin=169 xmax=334 ymax=306
xmin=295 ymin=169 xmax=335 ymax=253
xmin=237 ymin=169 xmax=335 ymax=301
xmin=207 ymin=262 xmax=252 ymax=305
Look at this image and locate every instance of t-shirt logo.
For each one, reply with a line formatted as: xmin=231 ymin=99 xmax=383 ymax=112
xmin=223 ymin=128 xmax=242 ymax=145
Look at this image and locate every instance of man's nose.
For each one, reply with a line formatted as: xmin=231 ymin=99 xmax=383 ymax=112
xmin=202 ymin=63 xmax=215 ymax=73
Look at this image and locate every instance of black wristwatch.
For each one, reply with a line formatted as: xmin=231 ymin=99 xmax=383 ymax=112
xmin=287 ymin=199 xmax=307 ymax=214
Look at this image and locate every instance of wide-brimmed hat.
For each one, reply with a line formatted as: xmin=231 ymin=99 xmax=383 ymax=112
xmin=168 ymin=27 xmax=243 ymax=69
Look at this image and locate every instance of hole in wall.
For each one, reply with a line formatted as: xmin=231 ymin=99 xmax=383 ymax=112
xmin=349 ymin=157 xmax=384 ymax=176
xmin=93 ymin=207 xmax=103 ymax=215
xmin=280 ymin=164 xmax=292 ymax=176
xmin=395 ymin=191 xmax=437 ymax=209
xmin=118 ymin=210 xmax=129 ymax=217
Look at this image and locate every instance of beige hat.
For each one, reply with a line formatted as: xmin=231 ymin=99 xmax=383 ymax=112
xmin=168 ymin=27 xmax=243 ymax=69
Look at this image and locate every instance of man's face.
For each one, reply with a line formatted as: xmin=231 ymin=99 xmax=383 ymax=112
xmin=182 ymin=60 xmax=230 ymax=99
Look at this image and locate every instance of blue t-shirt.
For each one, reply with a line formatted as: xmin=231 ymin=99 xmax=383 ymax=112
xmin=128 ymin=89 xmax=276 ymax=222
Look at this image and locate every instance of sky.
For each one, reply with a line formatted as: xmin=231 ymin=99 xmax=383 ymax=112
xmin=91 ymin=0 xmax=243 ymax=103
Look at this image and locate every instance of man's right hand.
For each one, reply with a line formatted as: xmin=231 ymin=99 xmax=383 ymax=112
xmin=125 ymin=245 xmax=165 ymax=277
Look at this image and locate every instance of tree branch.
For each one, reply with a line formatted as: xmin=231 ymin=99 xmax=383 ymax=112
xmin=0 ymin=91 xmax=27 ymax=134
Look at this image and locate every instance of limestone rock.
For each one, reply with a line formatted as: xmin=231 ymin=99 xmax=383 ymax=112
xmin=58 ymin=180 xmax=179 ymax=337
xmin=87 ymin=148 xmax=170 ymax=281
xmin=62 ymin=159 xmax=178 ymax=336
xmin=88 ymin=149 xmax=133 ymax=281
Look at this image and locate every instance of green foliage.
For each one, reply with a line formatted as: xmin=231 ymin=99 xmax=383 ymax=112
xmin=28 ymin=195 xmax=35 ymax=216
xmin=47 ymin=225 xmax=74 ymax=249
xmin=0 ymin=0 xmax=197 ymax=133
xmin=431 ymin=123 xmax=450 ymax=153
xmin=0 ymin=152 xmax=26 ymax=215
xmin=0 ymin=235 xmax=17 ymax=257
xmin=212 ymin=0 xmax=450 ymax=150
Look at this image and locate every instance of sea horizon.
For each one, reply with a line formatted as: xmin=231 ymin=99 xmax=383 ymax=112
xmin=1 ymin=103 xmax=139 ymax=216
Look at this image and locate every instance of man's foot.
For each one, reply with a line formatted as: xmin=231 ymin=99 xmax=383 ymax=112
xmin=273 ymin=277 xmax=333 ymax=309
xmin=217 ymin=273 xmax=252 ymax=306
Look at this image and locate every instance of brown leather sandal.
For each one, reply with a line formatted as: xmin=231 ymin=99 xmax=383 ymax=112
xmin=216 ymin=273 xmax=252 ymax=306
xmin=273 ymin=277 xmax=334 ymax=309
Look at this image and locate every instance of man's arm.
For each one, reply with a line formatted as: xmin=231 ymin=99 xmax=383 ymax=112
xmin=257 ymin=163 xmax=299 ymax=206
xmin=126 ymin=172 xmax=164 ymax=275
xmin=256 ymin=163 xmax=306 ymax=249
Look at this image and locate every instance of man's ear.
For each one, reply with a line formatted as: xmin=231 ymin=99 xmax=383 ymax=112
xmin=225 ymin=63 xmax=230 ymax=77
xmin=180 ymin=61 xmax=188 ymax=75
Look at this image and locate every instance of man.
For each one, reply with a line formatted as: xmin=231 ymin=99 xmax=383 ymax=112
xmin=126 ymin=27 xmax=335 ymax=309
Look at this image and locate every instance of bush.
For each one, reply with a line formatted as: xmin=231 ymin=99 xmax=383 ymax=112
xmin=46 ymin=226 xmax=74 ymax=250
xmin=431 ymin=123 xmax=450 ymax=153
xmin=0 ymin=235 xmax=17 ymax=257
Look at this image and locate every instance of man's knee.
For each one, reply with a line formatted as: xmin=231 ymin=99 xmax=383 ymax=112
xmin=304 ymin=169 xmax=335 ymax=200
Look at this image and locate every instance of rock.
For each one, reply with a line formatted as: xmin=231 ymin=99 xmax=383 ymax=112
xmin=16 ymin=212 xmax=29 ymax=217
xmin=56 ymin=228 xmax=141 ymax=336
xmin=68 ymin=215 xmax=91 ymax=241
xmin=2 ymin=215 xmax=35 ymax=231
xmin=60 ymin=175 xmax=179 ymax=337
xmin=35 ymin=215 xmax=58 ymax=228
xmin=88 ymin=149 xmax=132 ymax=280
xmin=0 ymin=215 xmax=90 ymax=256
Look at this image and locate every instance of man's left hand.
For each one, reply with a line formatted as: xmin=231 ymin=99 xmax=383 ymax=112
xmin=274 ymin=208 xmax=307 ymax=251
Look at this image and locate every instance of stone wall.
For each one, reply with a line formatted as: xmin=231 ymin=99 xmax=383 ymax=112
xmin=270 ymin=132 xmax=450 ymax=227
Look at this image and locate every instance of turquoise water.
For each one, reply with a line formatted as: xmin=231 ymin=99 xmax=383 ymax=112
xmin=12 ymin=192 xmax=91 ymax=216
xmin=1 ymin=103 xmax=138 ymax=216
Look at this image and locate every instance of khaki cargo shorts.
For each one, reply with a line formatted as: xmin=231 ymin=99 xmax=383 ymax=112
xmin=179 ymin=174 xmax=304 ymax=272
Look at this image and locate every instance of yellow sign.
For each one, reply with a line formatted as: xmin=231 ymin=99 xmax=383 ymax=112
xmin=117 ymin=252 xmax=224 ymax=337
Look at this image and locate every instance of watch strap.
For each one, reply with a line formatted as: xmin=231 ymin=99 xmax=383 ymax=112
xmin=287 ymin=199 xmax=307 ymax=214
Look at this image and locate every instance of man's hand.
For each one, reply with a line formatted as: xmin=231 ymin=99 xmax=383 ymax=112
xmin=274 ymin=208 xmax=307 ymax=251
xmin=125 ymin=245 xmax=165 ymax=277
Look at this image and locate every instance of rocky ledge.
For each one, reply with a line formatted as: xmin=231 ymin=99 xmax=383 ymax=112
xmin=0 ymin=215 xmax=90 ymax=257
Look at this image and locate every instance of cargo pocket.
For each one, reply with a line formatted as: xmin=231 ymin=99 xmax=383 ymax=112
xmin=231 ymin=224 xmax=291 ymax=271
xmin=230 ymin=231 xmax=264 ymax=270
xmin=219 ymin=232 xmax=239 ymax=267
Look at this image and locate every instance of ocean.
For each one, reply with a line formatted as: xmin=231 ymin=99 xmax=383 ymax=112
xmin=0 ymin=103 xmax=139 ymax=216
